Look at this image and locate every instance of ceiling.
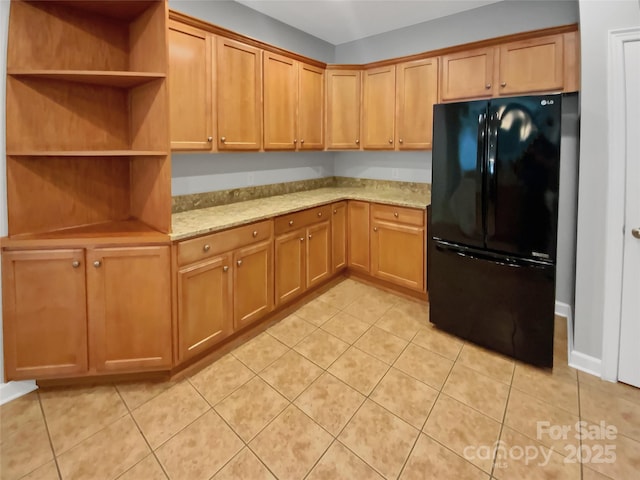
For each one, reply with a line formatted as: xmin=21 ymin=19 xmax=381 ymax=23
xmin=234 ymin=0 xmax=503 ymax=45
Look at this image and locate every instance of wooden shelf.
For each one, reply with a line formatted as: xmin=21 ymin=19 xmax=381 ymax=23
xmin=7 ymin=150 xmax=168 ymax=157
xmin=8 ymin=70 xmax=166 ymax=88
xmin=1 ymin=219 xmax=171 ymax=248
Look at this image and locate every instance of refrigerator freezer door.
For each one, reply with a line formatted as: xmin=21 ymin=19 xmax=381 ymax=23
xmin=431 ymin=100 xmax=488 ymax=249
xmin=429 ymin=241 xmax=555 ymax=367
xmin=485 ymin=95 xmax=561 ymax=260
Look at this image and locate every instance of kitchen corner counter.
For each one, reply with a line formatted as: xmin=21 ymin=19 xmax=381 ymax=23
xmin=171 ymin=187 xmax=431 ymax=240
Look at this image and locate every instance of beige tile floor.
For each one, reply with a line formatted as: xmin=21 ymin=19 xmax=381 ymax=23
xmin=1 ymin=278 xmax=639 ymax=480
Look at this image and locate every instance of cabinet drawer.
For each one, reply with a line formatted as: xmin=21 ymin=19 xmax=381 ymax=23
xmin=274 ymin=205 xmax=332 ymax=235
xmin=371 ymin=204 xmax=425 ymax=226
xmin=178 ymin=220 xmax=273 ymax=266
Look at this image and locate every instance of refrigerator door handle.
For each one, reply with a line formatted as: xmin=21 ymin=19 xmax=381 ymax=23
xmin=486 ymin=110 xmax=500 ymax=238
xmin=476 ymin=112 xmax=488 ymax=238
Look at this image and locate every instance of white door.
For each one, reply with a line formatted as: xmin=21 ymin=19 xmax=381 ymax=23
xmin=618 ymin=37 xmax=640 ymax=388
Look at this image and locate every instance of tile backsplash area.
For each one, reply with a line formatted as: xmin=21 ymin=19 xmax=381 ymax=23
xmin=172 ymin=177 xmax=431 ymax=213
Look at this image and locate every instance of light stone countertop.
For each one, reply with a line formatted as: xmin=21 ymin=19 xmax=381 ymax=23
xmin=171 ymin=187 xmax=431 ymax=240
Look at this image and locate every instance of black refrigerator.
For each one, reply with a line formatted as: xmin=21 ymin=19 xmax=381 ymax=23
xmin=429 ymin=94 xmax=561 ymax=367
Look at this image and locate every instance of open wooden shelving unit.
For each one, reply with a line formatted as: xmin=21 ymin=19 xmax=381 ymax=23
xmin=5 ymin=0 xmax=172 ymax=240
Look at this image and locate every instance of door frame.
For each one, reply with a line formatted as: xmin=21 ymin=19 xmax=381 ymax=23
xmin=601 ymin=26 xmax=640 ymax=382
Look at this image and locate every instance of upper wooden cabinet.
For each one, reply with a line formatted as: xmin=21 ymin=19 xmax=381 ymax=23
xmin=441 ymin=32 xmax=576 ymax=102
xmin=169 ymin=21 xmax=213 ymax=151
xmin=362 ymin=65 xmax=396 ymax=149
xmin=298 ymin=63 xmax=325 ymax=150
xmin=217 ymin=38 xmax=262 ymax=150
xmin=497 ymin=34 xmax=563 ymax=96
xmin=396 ymin=57 xmax=438 ymax=150
xmin=263 ymin=53 xmax=325 ymax=150
xmin=440 ymin=47 xmax=495 ymax=101
xmin=326 ymin=69 xmax=362 ymax=149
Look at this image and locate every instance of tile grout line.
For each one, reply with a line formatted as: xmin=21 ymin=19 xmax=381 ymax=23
xmin=396 ymin=332 xmax=465 ymax=479
xmin=35 ymin=389 xmax=64 ymax=480
xmin=113 ymin=384 xmax=174 ymax=480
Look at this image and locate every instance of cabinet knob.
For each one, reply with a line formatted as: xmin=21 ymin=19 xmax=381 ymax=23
xmin=289 ymin=220 xmax=294 ymax=226
xmin=252 ymin=230 xmax=258 ymax=237
xmin=333 ymin=209 xmax=337 ymax=214
xmin=203 ymin=244 xmax=211 ymax=252
xmin=388 ymin=138 xmax=393 ymax=144
xmin=373 ymin=227 xmax=378 ymax=232
xmin=293 ymin=139 xmax=297 ymax=144
xmin=317 ymin=212 xmax=322 ymax=217
xmin=207 ymin=136 xmax=213 ymax=142
xmin=485 ymin=84 xmax=491 ymax=89
xmin=500 ymin=82 xmax=507 ymax=87
xmin=221 ymin=136 xmax=226 ymax=143
xmin=300 ymin=139 xmax=305 ymax=144
xmin=72 ymin=260 xmax=81 ymax=268
xmin=394 ymin=212 xmax=399 ymax=218
xmin=399 ymin=138 xmax=404 ymax=144
xmin=308 ymin=234 xmax=312 ymax=239
xmin=355 ymin=139 xmax=360 ymax=144
xmin=93 ymin=260 xmax=101 ymax=268
xmin=237 ymin=259 xmax=243 ymax=266
xmin=300 ymin=237 xmax=304 ymax=242
xmin=223 ymin=265 xmax=229 ymax=272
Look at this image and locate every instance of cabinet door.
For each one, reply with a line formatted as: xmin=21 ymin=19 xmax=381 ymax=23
xmin=263 ymin=52 xmax=297 ymax=150
xmin=396 ymin=57 xmax=438 ymax=150
xmin=168 ymin=21 xmax=213 ymax=151
xmin=331 ymin=201 xmax=347 ymax=272
xmin=233 ymin=240 xmax=274 ymax=330
xmin=563 ymin=31 xmax=580 ymax=93
xmin=307 ymin=220 xmax=331 ymax=289
xmin=87 ymin=246 xmax=172 ymax=372
xmin=298 ymin=62 xmax=324 ymax=150
xmin=348 ymin=201 xmax=370 ymax=273
xmin=1 ymin=249 xmax=88 ymax=380
xmin=498 ymin=34 xmax=564 ymax=95
xmin=362 ymin=65 xmax=396 ymax=149
xmin=440 ymin=47 xmax=495 ymax=101
xmin=275 ymin=229 xmax=305 ymax=306
xmin=371 ymin=221 xmax=425 ymax=291
xmin=177 ymin=255 xmax=232 ymax=363
xmin=217 ymin=38 xmax=262 ymax=150
xmin=326 ymin=69 xmax=361 ymax=149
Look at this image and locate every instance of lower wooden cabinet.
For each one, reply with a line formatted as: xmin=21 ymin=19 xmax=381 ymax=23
xmin=2 ymin=245 xmax=173 ymax=380
xmin=331 ymin=201 xmax=347 ymax=272
xmin=1 ymin=249 xmax=88 ymax=380
xmin=175 ymin=221 xmax=274 ymax=363
xmin=370 ymin=204 xmax=426 ymax=292
xmin=176 ymin=254 xmax=232 ymax=363
xmin=274 ymin=211 xmax=331 ymax=307
xmin=233 ymin=240 xmax=273 ymax=330
xmin=348 ymin=201 xmax=370 ymax=273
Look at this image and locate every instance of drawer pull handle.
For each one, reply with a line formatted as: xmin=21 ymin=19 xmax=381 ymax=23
xmin=485 ymin=84 xmax=491 ymax=89
xmin=72 ymin=260 xmax=81 ymax=268
xmin=394 ymin=212 xmax=399 ymax=217
xmin=501 ymin=82 xmax=507 ymax=87
xmin=93 ymin=260 xmax=101 ymax=268
xmin=223 ymin=266 xmax=229 ymax=272
xmin=203 ymin=244 xmax=211 ymax=252
xmin=289 ymin=220 xmax=294 ymax=226
xmin=237 ymin=260 xmax=243 ymax=266
xmin=252 ymin=230 xmax=258 ymax=237
xmin=333 ymin=209 xmax=337 ymax=214
xmin=373 ymin=227 xmax=378 ymax=232
xmin=317 ymin=212 xmax=322 ymax=217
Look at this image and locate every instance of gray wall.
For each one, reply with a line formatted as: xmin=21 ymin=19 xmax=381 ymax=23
xmin=573 ymin=0 xmax=640 ymax=360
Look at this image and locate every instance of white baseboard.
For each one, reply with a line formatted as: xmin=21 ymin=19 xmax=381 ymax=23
xmin=555 ymin=301 xmax=603 ymax=378
xmin=0 ymin=381 xmax=38 ymax=405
